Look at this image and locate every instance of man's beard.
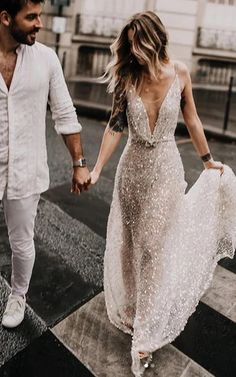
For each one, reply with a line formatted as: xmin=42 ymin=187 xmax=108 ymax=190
xmin=9 ymin=21 xmax=39 ymax=46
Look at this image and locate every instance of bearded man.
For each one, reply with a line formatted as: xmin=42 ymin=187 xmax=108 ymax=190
xmin=0 ymin=0 xmax=90 ymax=328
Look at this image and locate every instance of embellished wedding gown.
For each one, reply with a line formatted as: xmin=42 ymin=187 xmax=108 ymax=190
xmin=104 ymin=73 xmax=236 ymax=376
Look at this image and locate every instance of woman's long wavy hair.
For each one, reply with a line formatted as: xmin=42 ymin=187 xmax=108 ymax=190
xmin=103 ymin=11 xmax=169 ymax=98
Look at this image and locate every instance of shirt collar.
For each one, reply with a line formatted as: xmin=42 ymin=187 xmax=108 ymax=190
xmin=16 ymin=44 xmax=24 ymax=55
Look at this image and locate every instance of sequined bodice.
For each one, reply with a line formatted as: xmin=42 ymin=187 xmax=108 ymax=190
xmin=126 ymin=75 xmax=181 ymax=147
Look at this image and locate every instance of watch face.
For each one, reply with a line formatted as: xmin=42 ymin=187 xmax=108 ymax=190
xmin=73 ymin=158 xmax=86 ymax=167
xmin=80 ymin=158 xmax=86 ymax=167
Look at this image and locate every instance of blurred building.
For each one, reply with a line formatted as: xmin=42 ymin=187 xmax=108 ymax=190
xmin=38 ymin=0 xmax=236 ymax=111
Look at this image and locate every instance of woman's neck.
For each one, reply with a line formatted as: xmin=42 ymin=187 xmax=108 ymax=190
xmin=143 ymin=61 xmax=173 ymax=82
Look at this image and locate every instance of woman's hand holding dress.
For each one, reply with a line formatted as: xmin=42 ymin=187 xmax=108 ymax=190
xmin=204 ymin=160 xmax=224 ymax=174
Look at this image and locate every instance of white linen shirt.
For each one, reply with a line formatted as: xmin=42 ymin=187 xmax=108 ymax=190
xmin=0 ymin=42 xmax=82 ymax=200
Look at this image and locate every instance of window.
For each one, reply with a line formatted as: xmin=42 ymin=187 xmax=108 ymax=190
xmin=208 ymin=0 xmax=236 ymax=5
xmin=77 ymin=46 xmax=111 ymax=77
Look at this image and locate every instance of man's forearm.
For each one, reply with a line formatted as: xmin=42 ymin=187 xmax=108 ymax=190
xmin=62 ymin=133 xmax=90 ymax=193
xmin=62 ymin=133 xmax=84 ymax=160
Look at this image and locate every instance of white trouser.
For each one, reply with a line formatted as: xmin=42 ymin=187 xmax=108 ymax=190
xmin=2 ymin=193 xmax=40 ymax=297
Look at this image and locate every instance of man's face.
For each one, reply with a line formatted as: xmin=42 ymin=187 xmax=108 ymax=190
xmin=9 ymin=1 xmax=43 ymax=45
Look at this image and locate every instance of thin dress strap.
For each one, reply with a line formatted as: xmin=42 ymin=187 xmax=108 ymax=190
xmin=173 ymin=62 xmax=182 ymax=95
xmin=173 ymin=61 xmax=178 ymax=76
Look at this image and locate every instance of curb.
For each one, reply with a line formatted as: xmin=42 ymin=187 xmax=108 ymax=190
xmin=177 ymin=122 xmax=236 ymax=144
xmin=75 ymin=103 xmax=236 ymax=144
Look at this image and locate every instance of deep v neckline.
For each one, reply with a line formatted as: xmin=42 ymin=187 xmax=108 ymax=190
xmin=137 ymin=74 xmax=178 ymax=136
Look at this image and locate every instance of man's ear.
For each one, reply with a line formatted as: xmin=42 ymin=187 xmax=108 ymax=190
xmin=0 ymin=11 xmax=12 ymax=27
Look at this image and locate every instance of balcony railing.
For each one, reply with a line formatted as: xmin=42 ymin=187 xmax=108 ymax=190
xmin=197 ymin=27 xmax=236 ymax=52
xmin=76 ymin=46 xmax=111 ymax=77
xmin=75 ymin=13 xmax=125 ymax=38
xmin=195 ymin=59 xmax=236 ymax=86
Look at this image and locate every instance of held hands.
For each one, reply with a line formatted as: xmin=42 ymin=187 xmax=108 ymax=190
xmin=71 ymin=166 xmax=91 ymax=195
xmin=71 ymin=166 xmax=101 ymax=195
xmin=203 ymin=159 xmax=224 ymax=175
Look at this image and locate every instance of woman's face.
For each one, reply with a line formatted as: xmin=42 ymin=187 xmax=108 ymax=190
xmin=127 ymin=28 xmax=145 ymax=66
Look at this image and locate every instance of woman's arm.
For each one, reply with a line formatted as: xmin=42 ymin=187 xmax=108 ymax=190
xmin=177 ymin=61 xmax=223 ymax=172
xmin=91 ymin=89 xmax=127 ymax=184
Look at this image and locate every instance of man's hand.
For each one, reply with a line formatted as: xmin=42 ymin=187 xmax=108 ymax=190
xmin=71 ymin=167 xmax=91 ymax=195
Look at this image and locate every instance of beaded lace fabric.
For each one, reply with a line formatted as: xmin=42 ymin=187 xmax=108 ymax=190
xmin=104 ymin=73 xmax=236 ymax=376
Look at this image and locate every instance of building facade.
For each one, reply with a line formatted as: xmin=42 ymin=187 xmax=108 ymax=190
xmin=38 ymin=0 xmax=236 ymax=87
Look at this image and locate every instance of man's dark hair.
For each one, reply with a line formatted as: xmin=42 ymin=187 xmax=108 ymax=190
xmin=0 ymin=0 xmax=44 ymax=18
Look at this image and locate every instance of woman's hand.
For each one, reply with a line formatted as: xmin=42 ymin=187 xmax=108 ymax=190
xmin=203 ymin=159 xmax=224 ymax=175
xmin=90 ymin=169 xmax=100 ymax=185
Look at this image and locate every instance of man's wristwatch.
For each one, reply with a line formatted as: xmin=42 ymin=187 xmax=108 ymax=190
xmin=73 ymin=158 xmax=87 ymax=168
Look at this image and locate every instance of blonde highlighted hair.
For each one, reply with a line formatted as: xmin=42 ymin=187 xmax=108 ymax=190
xmin=103 ymin=11 xmax=169 ymax=97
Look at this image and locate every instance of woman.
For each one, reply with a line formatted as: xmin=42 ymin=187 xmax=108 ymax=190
xmin=90 ymin=11 xmax=236 ymax=377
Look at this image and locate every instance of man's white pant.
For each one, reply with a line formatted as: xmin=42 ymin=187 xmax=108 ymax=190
xmin=2 ymin=193 xmax=40 ymax=297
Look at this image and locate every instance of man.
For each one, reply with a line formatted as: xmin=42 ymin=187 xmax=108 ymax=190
xmin=0 ymin=0 xmax=91 ymax=328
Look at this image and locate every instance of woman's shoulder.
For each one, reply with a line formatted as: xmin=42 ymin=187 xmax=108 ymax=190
xmin=172 ymin=60 xmax=189 ymax=76
xmin=171 ymin=60 xmax=190 ymax=92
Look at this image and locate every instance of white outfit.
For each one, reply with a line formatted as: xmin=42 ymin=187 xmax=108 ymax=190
xmin=2 ymin=193 xmax=40 ymax=296
xmin=0 ymin=42 xmax=81 ymax=295
xmin=0 ymin=42 xmax=82 ymax=200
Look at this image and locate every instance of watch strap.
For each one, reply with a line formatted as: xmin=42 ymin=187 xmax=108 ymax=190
xmin=73 ymin=158 xmax=87 ymax=167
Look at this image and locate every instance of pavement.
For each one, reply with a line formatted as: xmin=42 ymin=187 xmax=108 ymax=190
xmin=0 ymin=113 xmax=236 ymax=376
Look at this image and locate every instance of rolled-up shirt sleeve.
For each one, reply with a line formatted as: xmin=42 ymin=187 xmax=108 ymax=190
xmin=48 ymin=49 xmax=82 ymax=135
